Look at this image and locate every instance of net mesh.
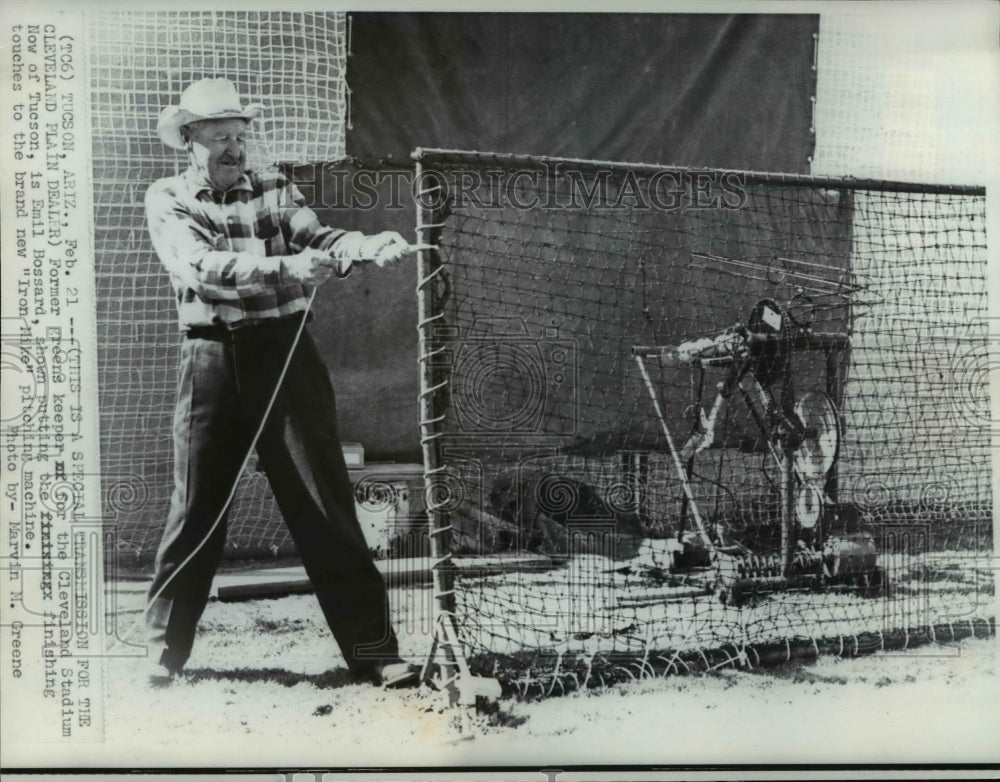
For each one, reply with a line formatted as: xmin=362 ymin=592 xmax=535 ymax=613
xmin=87 ymin=11 xmax=348 ymax=560
xmin=812 ymin=11 xmax=994 ymax=185
xmin=414 ymin=150 xmax=993 ymax=695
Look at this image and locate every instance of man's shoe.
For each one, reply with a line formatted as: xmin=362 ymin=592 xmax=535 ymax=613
xmin=374 ymin=659 xmax=421 ymax=689
xmin=142 ymin=660 xmax=176 ymax=687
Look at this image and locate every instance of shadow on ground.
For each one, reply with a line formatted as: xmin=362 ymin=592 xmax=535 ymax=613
xmin=182 ymin=666 xmax=361 ymax=689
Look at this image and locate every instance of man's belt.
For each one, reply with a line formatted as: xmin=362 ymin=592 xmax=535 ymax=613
xmin=185 ymin=313 xmax=310 ymax=340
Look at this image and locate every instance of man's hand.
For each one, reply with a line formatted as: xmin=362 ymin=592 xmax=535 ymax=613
xmin=359 ymin=231 xmax=411 ymax=267
xmin=284 ymin=249 xmax=339 ymax=285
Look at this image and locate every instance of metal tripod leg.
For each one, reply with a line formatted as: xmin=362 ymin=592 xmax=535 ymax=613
xmin=633 ymin=354 xmax=715 ymax=551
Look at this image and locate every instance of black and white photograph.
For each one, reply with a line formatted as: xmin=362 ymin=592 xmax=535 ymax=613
xmin=0 ymin=0 xmax=997 ymax=775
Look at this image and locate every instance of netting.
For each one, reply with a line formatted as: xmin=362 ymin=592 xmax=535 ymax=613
xmin=812 ymin=11 xmax=993 ymax=185
xmin=87 ymin=11 xmax=348 ymax=561
xmin=413 ymin=149 xmax=993 ymax=696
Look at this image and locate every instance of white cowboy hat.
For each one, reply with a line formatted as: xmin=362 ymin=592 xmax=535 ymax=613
xmin=157 ymin=78 xmax=265 ymax=151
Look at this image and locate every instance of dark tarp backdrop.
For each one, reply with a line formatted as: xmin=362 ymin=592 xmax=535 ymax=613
xmin=315 ymin=13 xmax=819 ymax=461
xmin=346 ymin=13 xmax=818 ymax=170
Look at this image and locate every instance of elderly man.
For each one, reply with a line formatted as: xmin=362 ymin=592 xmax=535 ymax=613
xmin=143 ymin=78 xmax=418 ymax=687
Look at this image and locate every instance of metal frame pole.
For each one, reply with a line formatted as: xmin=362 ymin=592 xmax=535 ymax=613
xmin=414 ymin=158 xmax=462 ymax=699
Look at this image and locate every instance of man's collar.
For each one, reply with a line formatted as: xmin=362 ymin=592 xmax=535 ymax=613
xmin=183 ymin=165 xmax=254 ymax=197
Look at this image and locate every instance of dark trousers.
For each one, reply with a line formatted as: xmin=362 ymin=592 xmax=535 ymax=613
xmin=146 ymin=320 xmax=399 ymax=673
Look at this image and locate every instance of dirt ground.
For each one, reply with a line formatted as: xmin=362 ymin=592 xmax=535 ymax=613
xmin=16 ymin=579 xmax=995 ymax=769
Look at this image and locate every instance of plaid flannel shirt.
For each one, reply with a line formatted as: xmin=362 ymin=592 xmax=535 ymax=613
xmin=145 ymin=166 xmax=365 ymax=330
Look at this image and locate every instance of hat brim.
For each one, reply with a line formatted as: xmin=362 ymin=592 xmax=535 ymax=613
xmin=157 ymin=104 xmax=264 ymax=151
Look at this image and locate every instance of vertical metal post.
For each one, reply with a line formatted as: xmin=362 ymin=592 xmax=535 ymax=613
xmin=824 ymin=346 xmax=843 ymax=517
xmin=780 ymin=348 xmax=796 ymax=576
xmin=780 ymin=447 xmax=795 ymax=575
xmin=413 ymin=154 xmax=462 ymax=699
xmin=619 ymin=451 xmax=648 ymax=523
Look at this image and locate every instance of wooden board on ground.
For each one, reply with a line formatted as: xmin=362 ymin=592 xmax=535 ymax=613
xmin=211 ymin=553 xmax=556 ymax=601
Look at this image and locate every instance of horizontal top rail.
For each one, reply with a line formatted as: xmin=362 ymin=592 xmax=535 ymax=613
xmin=412 ymin=147 xmax=986 ymax=196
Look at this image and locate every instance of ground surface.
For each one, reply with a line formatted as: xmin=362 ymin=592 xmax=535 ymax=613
xmin=30 ymin=580 xmax=994 ymax=768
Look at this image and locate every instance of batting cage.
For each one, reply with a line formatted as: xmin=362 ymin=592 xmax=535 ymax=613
xmin=411 ymin=149 xmax=993 ymax=696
